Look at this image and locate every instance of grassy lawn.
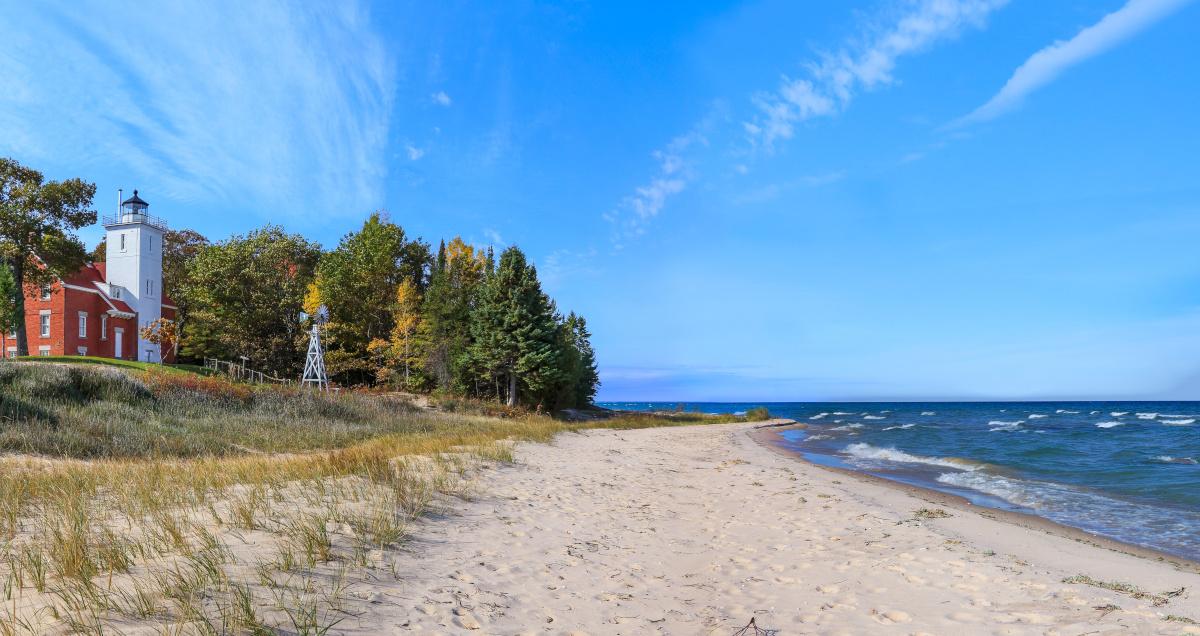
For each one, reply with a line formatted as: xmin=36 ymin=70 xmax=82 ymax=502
xmin=11 ymin=355 xmax=214 ymax=376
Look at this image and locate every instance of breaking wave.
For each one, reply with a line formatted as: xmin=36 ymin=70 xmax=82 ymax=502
xmin=843 ymin=443 xmax=981 ymax=471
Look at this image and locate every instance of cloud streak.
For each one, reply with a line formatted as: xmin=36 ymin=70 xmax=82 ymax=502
xmin=0 ymin=1 xmax=395 ymax=220
xmin=747 ymin=0 xmax=1007 ymax=150
xmin=953 ymin=0 xmax=1192 ymax=126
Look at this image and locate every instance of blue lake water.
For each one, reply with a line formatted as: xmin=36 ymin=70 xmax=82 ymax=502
xmin=598 ymin=401 xmax=1200 ymax=561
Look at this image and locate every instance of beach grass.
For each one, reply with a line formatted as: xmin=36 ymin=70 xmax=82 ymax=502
xmin=0 ymin=362 xmax=759 ymax=633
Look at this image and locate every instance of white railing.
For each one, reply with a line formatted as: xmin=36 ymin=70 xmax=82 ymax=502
xmin=102 ymin=212 xmax=169 ymax=230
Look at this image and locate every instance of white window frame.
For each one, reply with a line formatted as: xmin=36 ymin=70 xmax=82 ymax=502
xmin=37 ymin=345 xmax=50 ymax=357
xmin=40 ymin=287 xmax=51 ymax=301
xmin=76 ymin=346 xmax=87 ymax=356
xmin=119 ymin=233 xmax=126 ymax=251
xmin=78 ymin=311 xmax=87 ymax=338
xmin=111 ymin=284 xmax=121 ymax=299
xmin=100 ymin=314 xmax=108 ymax=340
xmin=39 ymin=311 xmax=51 ymax=338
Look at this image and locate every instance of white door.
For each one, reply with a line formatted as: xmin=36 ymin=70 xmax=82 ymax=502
xmin=114 ymin=328 xmax=123 ymax=359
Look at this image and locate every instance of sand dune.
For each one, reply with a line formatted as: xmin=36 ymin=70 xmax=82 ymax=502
xmin=333 ymin=421 xmax=1199 ymax=634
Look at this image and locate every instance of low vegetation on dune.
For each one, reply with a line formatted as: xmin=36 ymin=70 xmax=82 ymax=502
xmin=0 ymin=361 xmax=764 ymax=633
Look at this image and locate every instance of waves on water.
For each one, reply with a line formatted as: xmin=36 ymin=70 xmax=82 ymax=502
xmin=1056 ymin=409 xmax=1080 ymax=414
xmin=882 ymin=424 xmax=915 ymax=431
xmin=1111 ymin=412 xmax=1128 ymax=417
xmin=1095 ymin=422 xmax=1123 ymax=429
xmin=1155 ymin=456 xmax=1198 ymax=465
xmin=809 ymin=413 xmax=829 ymax=420
xmin=1028 ymin=414 xmax=1047 ymax=419
xmin=1161 ymin=419 xmax=1195 ymax=426
xmin=988 ymin=420 xmax=1023 ymax=432
xmin=863 ymin=415 xmax=886 ymax=420
xmin=920 ymin=411 xmax=935 ymax=416
xmin=843 ymin=443 xmax=981 ymax=471
xmin=829 ymin=424 xmax=864 ymax=431
xmin=1136 ymin=413 xmax=1158 ymax=419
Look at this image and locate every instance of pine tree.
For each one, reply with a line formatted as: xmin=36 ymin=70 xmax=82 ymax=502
xmin=470 ymin=247 xmax=563 ymax=408
xmin=570 ymin=313 xmax=600 ymax=406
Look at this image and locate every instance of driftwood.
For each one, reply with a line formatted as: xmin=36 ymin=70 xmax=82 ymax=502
xmin=732 ymin=617 xmax=779 ymax=636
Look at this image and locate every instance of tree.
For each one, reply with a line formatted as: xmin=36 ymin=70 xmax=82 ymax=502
xmin=387 ymin=278 xmax=423 ymax=386
xmin=315 ymin=213 xmax=430 ymax=382
xmin=180 ymin=226 xmax=320 ymax=376
xmin=567 ymin=313 xmax=599 ymax=406
xmin=422 ymin=237 xmax=487 ymax=392
xmin=0 ymin=263 xmax=18 ymax=339
xmin=0 ymin=158 xmax=96 ymax=355
xmin=138 ymin=318 xmax=177 ymax=364
xmin=469 ymin=246 xmax=563 ymax=407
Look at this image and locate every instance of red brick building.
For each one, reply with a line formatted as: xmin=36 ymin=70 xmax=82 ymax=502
xmin=0 ymin=263 xmax=177 ymax=361
xmin=0 ymin=190 xmax=176 ymax=362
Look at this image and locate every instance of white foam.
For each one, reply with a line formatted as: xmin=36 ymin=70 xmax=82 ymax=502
xmin=863 ymin=415 xmax=886 ymax=420
xmin=1028 ymin=414 xmax=1047 ymax=419
xmin=832 ymin=412 xmax=854 ymax=415
xmin=843 ymin=443 xmax=980 ymax=471
xmin=1090 ymin=410 xmax=1099 ymax=415
xmin=882 ymin=424 xmax=915 ymax=431
xmin=988 ymin=420 xmax=1023 ymax=432
xmin=805 ymin=434 xmax=831 ymax=441
xmin=920 ymin=411 xmax=935 ymax=416
xmin=1155 ymin=456 xmax=1199 ymax=465
xmin=1056 ymin=409 xmax=1080 ymax=414
xmin=1095 ymin=422 xmax=1123 ymax=429
xmin=936 ymin=472 xmax=1043 ymax=508
xmin=809 ymin=413 xmax=829 ymax=420
xmin=1136 ymin=412 xmax=1158 ymax=420
xmin=1161 ymin=418 xmax=1195 ymax=426
xmin=829 ymin=424 xmax=864 ymax=431
xmin=1110 ymin=412 xmax=1128 ymax=417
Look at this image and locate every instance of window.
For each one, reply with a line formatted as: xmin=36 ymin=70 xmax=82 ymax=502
xmin=76 ymin=346 xmax=87 ymax=356
xmin=149 ymin=236 xmax=153 ymax=252
xmin=38 ymin=346 xmax=50 ymax=357
xmin=39 ymin=312 xmax=50 ymax=338
xmin=100 ymin=314 xmax=108 ymax=340
xmin=145 ymin=280 xmax=154 ymax=297
xmin=40 ymin=287 xmax=51 ymax=301
xmin=119 ymin=233 xmax=126 ymax=251
xmin=5 ymin=349 xmax=14 ymax=359
xmin=111 ymin=285 xmax=120 ymax=299
xmin=78 ymin=311 xmax=87 ymax=338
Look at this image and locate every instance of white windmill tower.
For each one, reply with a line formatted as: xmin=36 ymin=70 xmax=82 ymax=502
xmin=301 ymin=306 xmax=329 ymax=390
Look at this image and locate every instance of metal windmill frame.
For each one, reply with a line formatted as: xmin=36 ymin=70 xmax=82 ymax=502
xmin=301 ymin=306 xmax=330 ymax=391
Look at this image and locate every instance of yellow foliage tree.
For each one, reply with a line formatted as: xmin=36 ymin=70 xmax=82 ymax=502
xmin=389 ymin=278 xmax=423 ymax=385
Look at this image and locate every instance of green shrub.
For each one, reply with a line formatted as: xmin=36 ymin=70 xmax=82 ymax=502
xmin=744 ymin=406 xmax=771 ymax=421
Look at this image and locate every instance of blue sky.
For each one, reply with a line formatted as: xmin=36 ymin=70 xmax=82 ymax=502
xmin=2 ymin=0 xmax=1198 ymax=401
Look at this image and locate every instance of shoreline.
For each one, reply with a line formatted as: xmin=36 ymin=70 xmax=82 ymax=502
xmin=368 ymin=421 xmax=1200 ymax=633
xmin=749 ymin=421 xmax=1200 ymax=574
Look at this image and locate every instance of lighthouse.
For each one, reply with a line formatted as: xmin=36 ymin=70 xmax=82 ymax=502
xmin=103 ymin=190 xmax=167 ymax=362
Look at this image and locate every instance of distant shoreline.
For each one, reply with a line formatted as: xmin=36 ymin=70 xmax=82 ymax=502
xmin=750 ymin=421 xmax=1200 ymax=573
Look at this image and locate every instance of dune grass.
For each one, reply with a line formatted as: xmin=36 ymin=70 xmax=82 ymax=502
xmin=0 ymin=362 xmax=761 ymax=633
xmin=13 ymin=355 xmax=213 ymax=376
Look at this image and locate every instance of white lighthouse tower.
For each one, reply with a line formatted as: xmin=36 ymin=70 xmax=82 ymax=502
xmin=104 ymin=190 xmax=167 ymax=362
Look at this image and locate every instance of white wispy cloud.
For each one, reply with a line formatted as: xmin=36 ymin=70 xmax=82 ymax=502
xmin=431 ymin=91 xmax=453 ymax=106
xmin=602 ymin=127 xmax=708 ymax=247
xmin=605 ymin=1 xmax=1007 ymax=246
xmin=0 ymin=1 xmax=395 ymax=220
xmin=482 ymin=228 xmax=505 ymax=246
xmin=747 ymin=0 xmax=1007 ymax=150
xmin=406 ymin=145 xmax=426 ymax=161
xmin=953 ymin=0 xmax=1192 ymax=126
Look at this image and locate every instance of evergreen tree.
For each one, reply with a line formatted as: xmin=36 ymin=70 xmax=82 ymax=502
xmin=470 ymin=247 xmax=563 ymax=408
xmin=569 ymin=313 xmax=600 ymax=406
xmin=421 ymin=237 xmax=486 ymax=391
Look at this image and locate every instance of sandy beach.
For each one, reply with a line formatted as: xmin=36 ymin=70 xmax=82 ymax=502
xmin=323 ymin=420 xmax=1200 ymax=635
